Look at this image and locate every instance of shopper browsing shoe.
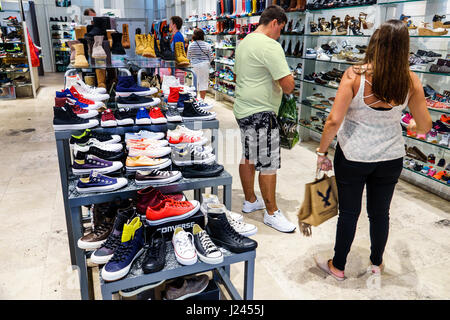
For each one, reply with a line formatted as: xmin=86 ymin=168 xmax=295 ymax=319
xmin=169 ymin=16 xmax=190 ymax=68
xmin=315 ymin=20 xmax=432 ymax=281
xmin=234 ymin=5 xmax=296 ymax=233
xmin=187 ymin=28 xmax=214 ymax=100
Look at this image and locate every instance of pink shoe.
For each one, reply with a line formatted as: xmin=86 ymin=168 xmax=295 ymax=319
xmin=428 ymin=167 xmax=437 ymax=177
xmin=314 ymin=257 xmax=345 ymax=281
xmin=401 ymin=112 xmax=413 ymax=127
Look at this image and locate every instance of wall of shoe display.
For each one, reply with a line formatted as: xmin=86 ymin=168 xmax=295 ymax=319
xmin=49 ymin=15 xmax=75 ymax=72
xmin=291 ymin=0 xmax=449 ymax=199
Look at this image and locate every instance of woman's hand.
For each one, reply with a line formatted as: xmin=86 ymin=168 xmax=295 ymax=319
xmin=317 ymin=155 xmax=333 ymax=172
xmin=407 ymin=118 xmax=417 ymax=133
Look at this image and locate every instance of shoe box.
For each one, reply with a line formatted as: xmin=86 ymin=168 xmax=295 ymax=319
xmin=146 ymin=209 xmax=206 ymax=240
xmin=185 ymin=280 xmax=221 ymax=300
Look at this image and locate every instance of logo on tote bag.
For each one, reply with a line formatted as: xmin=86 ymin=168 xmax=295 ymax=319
xmin=317 ymin=186 xmax=332 ymax=207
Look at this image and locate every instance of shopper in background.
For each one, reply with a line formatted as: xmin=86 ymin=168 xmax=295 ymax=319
xmin=83 ymin=8 xmax=96 ymax=16
xmin=169 ymin=15 xmax=187 ymax=84
xmin=234 ymin=5 xmax=296 ymax=233
xmin=187 ymin=28 xmax=214 ymax=101
xmin=315 ymin=20 xmax=432 ymax=280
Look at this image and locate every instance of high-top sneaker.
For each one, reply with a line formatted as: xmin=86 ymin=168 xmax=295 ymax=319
xmin=136 ymin=186 xmax=185 ymax=215
xmin=182 ymin=100 xmax=217 ymax=121
xmin=55 ymin=97 xmax=98 ymax=119
xmin=90 ymin=203 xmax=135 ymax=264
xmin=65 ymin=73 xmax=107 ymax=94
xmin=205 ymin=203 xmax=258 ymax=253
xmin=61 ymin=87 xmax=104 ymax=110
xmin=77 ymin=202 xmax=117 ymax=250
xmin=176 ymin=91 xmax=192 ymax=110
xmin=116 ymin=75 xmax=158 ymax=97
xmin=165 ymin=105 xmax=183 ymax=122
xmin=167 ymin=86 xmax=183 ymax=106
xmin=101 ymin=108 xmax=118 ymax=127
xmin=66 ymin=76 xmax=110 ymax=101
xmin=53 ymin=105 xmax=99 ymax=131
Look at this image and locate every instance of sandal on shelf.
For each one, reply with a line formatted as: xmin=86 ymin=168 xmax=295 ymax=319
xmin=314 ymin=257 xmax=346 ymax=281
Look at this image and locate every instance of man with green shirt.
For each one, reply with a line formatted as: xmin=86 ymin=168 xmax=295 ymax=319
xmin=234 ymin=5 xmax=296 ymax=233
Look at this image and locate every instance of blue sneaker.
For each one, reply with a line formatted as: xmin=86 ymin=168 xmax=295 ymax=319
xmin=101 ymin=217 xmax=145 ymax=281
xmin=135 ymin=107 xmax=152 ymax=125
xmin=116 ymin=75 xmax=158 ymax=97
xmin=176 ymin=92 xmax=192 ymax=111
xmin=56 ymin=89 xmax=100 ymax=110
xmin=305 ymin=48 xmax=317 ymax=59
xmin=76 ymin=171 xmax=128 ymax=193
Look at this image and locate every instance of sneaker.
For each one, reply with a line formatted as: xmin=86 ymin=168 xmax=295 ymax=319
xmin=135 ymin=169 xmax=182 ymax=185
xmin=137 ymin=186 xmax=185 ymax=215
xmin=101 ymin=217 xmax=145 ymax=281
xmin=180 ymin=163 xmax=224 ymax=178
xmin=169 ymin=125 xmax=204 ymax=138
xmin=73 ymin=138 xmax=123 ymax=153
xmin=69 ymin=87 xmax=105 ymax=109
xmin=172 ymin=227 xmax=197 ymax=266
xmin=125 ymin=130 xmax=165 ymax=141
xmin=72 ymin=154 xmax=123 ymax=175
xmin=91 ymin=205 xmax=135 ymax=264
xmin=242 ymin=196 xmax=265 ymax=213
xmin=176 ymin=91 xmax=192 ymax=109
xmin=164 ymin=274 xmax=209 ymax=300
xmin=65 ymin=74 xmax=107 ymax=94
xmin=55 ymin=97 xmax=98 ymax=119
xmin=167 ymin=86 xmax=183 ymax=105
xmin=200 ymin=193 xmax=243 ymax=222
xmin=101 ymin=109 xmax=118 ymax=127
xmin=125 ymin=156 xmax=172 ymax=172
xmin=126 ymin=139 xmax=169 ymax=150
xmin=77 ymin=203 xmax=116 ymax=250
xmin=263 ymin=209 xmax=296 ymax=233
xmin=76 ymin=171 xmax=128 ymax=193
xmin=128 ymin=145 xmax=172 ymax=158
xmin=439 ymin=133 xmax=449 ymax=146
xmin=114 ymin=108 xmax=136 ymax=126
xmin=401 ymin=112 xmax=413 ymax=127
xmin=66 ymin=76 xmax=110 ymax=101
xmin=165 ymin=105 xmax=183 ymax=122
xmin=116 ymin=93 xmax=161 ymax=108
xmin=135 ymin=107 xmax=152 ymax=125
xmin=146 ymin=199 xmax=200 ymax=226
xmin=196 ymin=98 xmax=214 ymax=111
xmin=53 ymin=105 xmax=99 ymax=131
xmin=150 ymin=107 xmax=167 ymax=124
xmin=192 ymin=224 xmax=223 ymax=264
xmin=119 ymin=280 xmax=165 ymax=297
xmin=142 ymin=231 xmax=166 ymax=274
xmin=305 ymin=48 xmax=317 ymax=58
xmin=70 ymin=129 xmax=121 ymax=145
xmin=172 ymin=144 xmax=215 ymax=166
xmin=168 ymin=132 xmax=208 ymax=146
xmin=227 ymin=212 xmax=258 ymax=237
xmin=56 ymin=89 xmax=95 ymax=110
xmin=115 ymin=75 xmax=158 ymax=97
xmin=182 ymin=100 xmax=216 ymax=121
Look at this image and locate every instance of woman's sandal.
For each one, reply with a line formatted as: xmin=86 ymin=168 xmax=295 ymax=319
xmin=314 ymin=257 xmax=346 ymax=281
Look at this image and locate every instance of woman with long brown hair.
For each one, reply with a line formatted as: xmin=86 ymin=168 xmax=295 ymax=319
xmin=314 ymin=19 xmax=432 ymax=280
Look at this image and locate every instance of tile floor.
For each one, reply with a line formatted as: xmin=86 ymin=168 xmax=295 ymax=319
xmin=0 ymin=73 xmax=449 ymax=300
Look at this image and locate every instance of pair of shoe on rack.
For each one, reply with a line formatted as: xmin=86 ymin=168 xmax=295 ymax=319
xmin=282 ymin=18 xmax=304 ymax=35
xmin=167 ymin=86 xmax=216 ymax=121
xmin=282 ymin=39 xmax=304 ymax=57
xmin=306 ymin=0 xmax=375 ymax=10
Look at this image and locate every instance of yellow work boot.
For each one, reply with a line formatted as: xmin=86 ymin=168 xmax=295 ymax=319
xmin=174 ymin=41 xmax=190 ymax=67
xmin=135 ymin=34 xmax=145 ymax=55
xmin=142 ymin=34 xmax=156 ymax=58
xmin=73 ymin=43 xmax=89 ymax=68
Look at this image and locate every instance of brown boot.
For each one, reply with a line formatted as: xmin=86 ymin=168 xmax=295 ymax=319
xmin=75 ymin=26 xmax=87 ymax=40
xmin=73 ymin=43 xmax=89 ymax=68
xmin=96 ymin=69 xmax=107 ymax=89
xmin=142 ymin=34 xmax=156 ymax=58
xmin=67 ymin=40 xmax=80 ymax=65
xmin=174 ymin=41 xmax=190 ymax=67
xmin=106 ymin=30 xmax=115 ymax=47
xmin=77 ymin=203 xmax=116 ymax=250
xmin=288 ymin=0 xmax=297 ymax=11
xmin=122 ymin=24 xmax=130 ymax=49
xmin=84 ymin=75 xmax=96 ymax=87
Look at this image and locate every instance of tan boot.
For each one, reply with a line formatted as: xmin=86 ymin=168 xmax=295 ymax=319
xmin=84 ymin=75 xmax=96 ymax=87
xmin=75 ymin=26 xmax=87 ymax=40
xmin=135 ymin=34 xmax=145 ymax=55
xmin=96 ymin=69 xmax=107 ymax=89
xmin=67 ymin=40 xmax=80 ymax=65
xmin=175 ymin=41 xmax=190 ymax=67
xmin=73 ymin=43 xmax=89 ymax=68
xmin=92 ymin=35 xmax=107 ymax=59
xmin=106 ymin=30 xmax=115 ymax=47
xmin=142 ymin=34 xmax=156 ymax=58
xmin=122 ymin=24 xmax=130 ymax=49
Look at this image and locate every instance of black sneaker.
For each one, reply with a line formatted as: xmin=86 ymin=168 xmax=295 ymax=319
xmin=165 ymin=105 xmax=182 ymax=122
xmin=142 ymin=230 xmax=166 ymax=274
xmin=116 ymin=93 xmax=160 ymax=108
xmin=53 ymin=105 xmax=99 ymax=131
xmin=74 ymin=146 xmax=125 ymax=162
xmin=70 ymin=129 xmax=122 ymax=145
xmin=182 ymin=100 xmax=216 ymax=121
xmin=114 ymin=107 xmax=136 ymax=126
xmin=180 ymin=163 xmax=224 ymax=178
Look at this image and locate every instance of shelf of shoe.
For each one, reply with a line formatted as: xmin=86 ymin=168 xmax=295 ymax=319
xmin=302 ymin=56 xmax=360 ymax=65
xmin=299 ymin=122 xmax=335 ymax=139
xmin=280 ymin=33 xmax=305 ymax=36
xmin=426 ymin=106 xmax=450 ymax=115
xmin=402 ymin=165 xmax=449 ymax=187
xmin=301 ymin=79 xmax=340 ymax=90
xmin=403 ymin=132 xmax=450 ymax=151
xmin=214 ymin=59 xmax=235 ymax=67
xmin=306 ymin=3 xmax=374 ymax=12
xmin=99 ymin=239 xmax=255 ymax=300
xmin=298 ymin=102 xmax=331 ymax=113
xmin=216 ymin=77 xmax=236 ymax=85
xmin=67 ymin=170 xmax=232 ymax=207
xmin=214 ymin=88 xmax=235 ymax=98
xmin=304 ymin=34 xmax=371 ymax=37
xmin=378 ymin=0 xmax=433 ymax=5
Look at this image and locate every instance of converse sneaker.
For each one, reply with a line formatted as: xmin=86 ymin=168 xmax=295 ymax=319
xmin=263 ymin=209 xmax=296 ymax=233
xmin=53 ymin=105 xmax=99 ymax=131
xmin=172 ymin=144 xmax=215 ymax=166
xmin=55 ymin=97 xmax=98 ymax=119
xmin=116 ymin=93 xmax=161 ymax=108
xmin=170 ymin=125 xmax=204 ymax=138
xmin=150 ymin=107 xmax=167 ymax=124
xmin=70 ymin=129 xmax=121 ymax=145
xmin=192 ymin=224 xmax=223 ymax=264
xmin=135 ymin=107 xmax=152 ymax=125
xmin=69 ymin=87 xmax=105 ymax=109
xmin=115 ymin=75 xmax=158 ymax=97
xmin=227 ymin=212 xmax=258 ymax=237
xmin=66 ymin=76 xmax=110 ymax=101
xmin=76 ymin=171 xmax=128 ymax=193
xmin=114 ymin=108 xmax=136 ymax=126
xmin=166 ymin=105 xmax=183 ymax=122
xmin=65 ymin=74 xmax=107 ymax=94
xmin=72 ymin=154 xmax=123 ymax=175
xmin=126 ymin=156 xmax=172 ymax=172
xmin=101 ymin=109 xmax=118 ymax=127
xmin=242 ymin=196 xmax=265 ymax=213
xmin=196 ymin=98 xmax=214 ymax=111
xmin=182 ymin=100 xmax=216 ymax=121
xmin=172 ymin=227 xmax=197 ymax=266
xmin=168 ymin=131 xmax=208 ymax=146
xmin=125 ymin=130 xmax=165 ymax=141
xmin=128 ymin=145 xmax=172 ymax=158
xmin=135 ymin=169 xmax=182 ymax=185
xmin=200 ymin=193 xmax=243 ymax=222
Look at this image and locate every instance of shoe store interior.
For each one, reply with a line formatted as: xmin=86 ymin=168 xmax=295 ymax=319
xmin=0 ymin=0 xmax=449 ymax=301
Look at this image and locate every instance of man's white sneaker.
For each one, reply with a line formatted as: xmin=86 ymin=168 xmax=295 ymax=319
xmin=263 ymin=210 xmax=296 ymax=233
xmin=242 ymin=197 xmax=265 ymax=213
xmin=227 ymin=212 xmax=257 ymax=237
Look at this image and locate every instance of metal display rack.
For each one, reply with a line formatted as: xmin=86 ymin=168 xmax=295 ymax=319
xmin=55 ymin=61 xmax=256 ymax=300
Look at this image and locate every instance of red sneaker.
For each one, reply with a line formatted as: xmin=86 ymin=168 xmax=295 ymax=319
xmin=168 ymin=132 xmax=206 ymax=145
xmin=101 ymin=109 xmax=117 ymax=127
xmin=168 ymin=87 xmax=183 ymax=105
xmin=441 ymin=114 xmax=450 ymax=125
xmin=70 ymin=86 xmax=95 ymax=105
xmin=146 ymin=198 xmax=200 ymax=225
xmin=137 ymin=186 xmax=185 ymax=215
xmin=150 ymin=107 xmax=167 ymax=124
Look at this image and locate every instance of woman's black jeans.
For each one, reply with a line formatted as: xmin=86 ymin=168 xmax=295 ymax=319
xmin=332 ymin=144 xmax=403 ymax=271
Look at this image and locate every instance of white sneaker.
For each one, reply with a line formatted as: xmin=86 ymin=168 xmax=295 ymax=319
xmin=66 ymin=74 xmax=107 ymax=94
xmin=439 ymin=134 xmax=449 ymax=146
xmin=226 ymin=212 xmax=257 ymax=237
xmin=172 ymin=227 xmax=197 ymax=266
xmin=73 ymin=139 xmax=123 ymax=152
xmin=126 ymin=139 xmax=169 ymax=149
xmin=168 ymin=125 xmax=204 ymax=139
xmin=128 ymin=146 xmax=172 ymax=158
xmin=66 ymin=75 xmax=110 ymax=101
xmin=263 ymin=210 xmax=296 ymax=233
xmin=242 ymin=196 xmax=265 ymax=213
xmin=125 ymin=131 xmax=165 ymax=141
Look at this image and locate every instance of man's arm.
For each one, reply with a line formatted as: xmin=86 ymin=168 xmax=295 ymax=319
xmin=278 ymin=73 xmax=295 ymax=94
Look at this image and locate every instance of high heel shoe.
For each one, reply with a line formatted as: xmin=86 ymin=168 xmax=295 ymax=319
xmin=336 ymin=21 xmax=347 ymax=35
xmin=359 ymin=12 xmax=373 ymax=29
xmin=349 ymin=19 xmax=364 ymax=35
xmin=344 ymin=15 xmax=352 ymax=29
xmin=418 ymin=22 xmax=448 ymax=36
xmin=318 ymin=18 xmax=332 ymax=35
xmin=310 ymin=21 xmax=319 ymax=35
xmin=433 ymin=15 xmax=450 ymax=29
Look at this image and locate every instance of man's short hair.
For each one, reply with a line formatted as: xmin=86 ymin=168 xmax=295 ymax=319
xmin=259 ymin=5 xmax=287 ymax=26
xmin=83 ymin=8 xmax=96 ymax=16
xmin=170 ymin=16 xmax=183 ymax=30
